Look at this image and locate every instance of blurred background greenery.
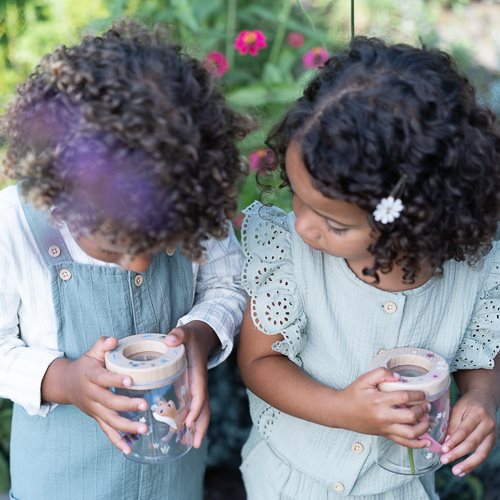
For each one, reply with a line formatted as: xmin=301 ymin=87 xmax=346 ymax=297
xmin=0 ymin=0 xmax=499 ymax=498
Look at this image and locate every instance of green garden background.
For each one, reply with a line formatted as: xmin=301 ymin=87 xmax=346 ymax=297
xmin=0 ymin=0 xmax=499 ymax=498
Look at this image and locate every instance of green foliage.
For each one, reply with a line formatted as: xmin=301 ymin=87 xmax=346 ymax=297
xmin=0 ymin=0 xmax=499 ymax=495
xmin=0 ymin=399 xmax=12 ymax=492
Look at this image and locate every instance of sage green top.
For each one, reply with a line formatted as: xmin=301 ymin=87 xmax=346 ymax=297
xmin=240 ymin=201 xmax=500 ymax=499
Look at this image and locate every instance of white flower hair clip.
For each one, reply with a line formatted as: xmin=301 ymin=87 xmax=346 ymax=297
xmin=373 ymin=196 xmax=404 ymax=224
xmin=373 ymin=175 xmax=407 ymax=224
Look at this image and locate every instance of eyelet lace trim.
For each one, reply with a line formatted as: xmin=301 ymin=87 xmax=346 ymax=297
xmin=452 ymin=260 xmax=500 ymax=370
xmin=242 ymin=202 xmax=306 ymax=366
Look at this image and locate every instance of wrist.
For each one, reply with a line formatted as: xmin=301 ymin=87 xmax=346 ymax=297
xmin=184 ymin=320 xmax=219 ymax=358
xmin=41 ymin=357 xmax=73 ymax=405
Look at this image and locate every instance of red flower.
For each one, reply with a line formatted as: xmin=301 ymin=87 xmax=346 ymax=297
xmin=204 ymin=51 xmax=229 ymax=77
xmin=302 ymin=47 xmax=329 ymax=69
xmin=233 ymin=213 xmax=244 ymax=229
xmin=286 ymin=32 xmax=304 ymax=49
xmin=234 ymin=30 xmax=267 ymax=56
xmin=248 ymin=148 xmax=272 ymax=171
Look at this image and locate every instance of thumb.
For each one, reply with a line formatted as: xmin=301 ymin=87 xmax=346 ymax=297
xmin=88 ymin=336 xmax=118 ymax=361
xmin=361 ymin=367 xmax=400 ymax=388
xmin=165 ymin=328 xmax=185 ymax=347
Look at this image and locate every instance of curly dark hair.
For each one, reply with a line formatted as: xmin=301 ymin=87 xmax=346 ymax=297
xmin=264 ymin=36 xmax=500 ymax=283
xmin=2 ymin=20 xmax=254 ymax=258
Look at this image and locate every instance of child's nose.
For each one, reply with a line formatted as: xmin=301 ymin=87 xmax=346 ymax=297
xmin=295 ymin=206 xmax=321 ymax=242
xmin=122 ymin=254 xmax=153 ymax=273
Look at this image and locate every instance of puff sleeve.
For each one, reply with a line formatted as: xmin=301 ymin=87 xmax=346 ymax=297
xmin=241 ymin=202 xmax=306 ymax=366
xmin=451 ymin=243 xmax=500 ymax=371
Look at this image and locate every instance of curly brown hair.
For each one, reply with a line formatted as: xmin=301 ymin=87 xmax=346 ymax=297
xmin=3 ymin=20 xmax=254 ymax=258
xmin=264 ymin=37 xmax=500 ymax=283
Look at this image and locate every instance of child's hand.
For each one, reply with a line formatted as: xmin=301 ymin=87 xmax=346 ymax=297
xmin=337 ymin=368 xmax=431 ymax=448
xmin=45 ymin=336 xmax=150 ymax=454
xmin=439 ymin=389 xmax=497 ymax=476
xmin=165 ymin=321 xmax=217 ymax=448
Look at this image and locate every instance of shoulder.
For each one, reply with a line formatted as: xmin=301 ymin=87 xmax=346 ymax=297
xmin=241 ymin=201 xmax=293 ymax=259
xmin=0 ymin=184 xmax=32 ymax=259
xmin=0 ymin=184 xmax=22 ymax=215
xmin=0 ymin=184 xmax=27 ymax=239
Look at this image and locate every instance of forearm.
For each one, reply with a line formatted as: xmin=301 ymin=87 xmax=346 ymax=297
xmin=239 ymin=352 xmax=346 ymax=428
xmin=41 ymin=357 xmax=73 ymax=405
xmin=454 ymin=353 xmax=500 ymax=408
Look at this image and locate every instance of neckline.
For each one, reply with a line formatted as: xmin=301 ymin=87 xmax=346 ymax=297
xmin=335 ymin=255 xmax=439 ymax=297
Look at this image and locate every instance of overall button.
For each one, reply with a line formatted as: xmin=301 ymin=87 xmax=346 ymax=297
xmin=59 ymin=269 xmax=72 ymax=281
xmin=352 ymin=442 xmax=364 ymax=455
xmin=165 ymin=247 xmax=176 ymax=256
xmin=383 ymin=301 xmax=397 ymax=314
xmin=48 ymin=245 xmax=61 ymax=258
xmin=134 ymin=274 xmax=144 ymax=287
xmin=333 ymin=482 xmax=345 ymax=492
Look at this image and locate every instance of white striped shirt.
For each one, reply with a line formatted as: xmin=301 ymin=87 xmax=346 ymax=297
xmin=0 ymin=185 xmax=246 ymax=416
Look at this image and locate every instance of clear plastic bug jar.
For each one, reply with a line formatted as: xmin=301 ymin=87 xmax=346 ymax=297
xmin=105 ymin=333 xmax=192 ymax=464
xmin=369 ymin=347 xmax=450 ymax=475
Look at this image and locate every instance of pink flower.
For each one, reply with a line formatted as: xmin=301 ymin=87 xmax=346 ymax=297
xmin=234 ymin=30 xmax=267 ymax=56
xmin=204 ymin=51 xmax=229 ymax=77
xmin=233 ymin=213 xmax=244 ymax=229
xmin=287 ymin=32 xmax=304 ymax=49
xmin=302 ymin=47 xmax=329 ymax=69
xmin=248 ymin=148 xmax=272 ymax=171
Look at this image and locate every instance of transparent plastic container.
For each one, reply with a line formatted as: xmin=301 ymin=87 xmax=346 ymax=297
xmin=369 ymin=347 xmax=450 ymax=475
xmin=105 ymin=333 xmax=192 ymax=464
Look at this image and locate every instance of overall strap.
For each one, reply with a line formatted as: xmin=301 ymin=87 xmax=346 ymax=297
xmin=19 ymin=189 xmax=73 ymax=266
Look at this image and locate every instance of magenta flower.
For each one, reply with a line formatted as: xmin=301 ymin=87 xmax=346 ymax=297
xmin=248 ymin=148 xmax=272 ymax=171
xmin=302 ymin=47 xmax=329 ymax=69
xmin=234 ymin=30 xmax=267 ymax=56
xmin=286 ymin=32 xmax=304 ymax=49
xmin=233 ymin=213 xmax=244 ymax=229
xmin=204 ymin=51 xmax=229 ymax=77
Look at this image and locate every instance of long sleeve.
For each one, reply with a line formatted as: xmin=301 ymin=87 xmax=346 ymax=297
xmin=0 ymin=227 xmax=63 ymax=416
xmin=177 ymin=223 xmax=246 ymax=368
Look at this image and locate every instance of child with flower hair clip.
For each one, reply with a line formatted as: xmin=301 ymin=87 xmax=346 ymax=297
xmin=0 ymin=20 xmax=253 ymax=500
xmin=238 ymin=37 xmax=500 ymax=499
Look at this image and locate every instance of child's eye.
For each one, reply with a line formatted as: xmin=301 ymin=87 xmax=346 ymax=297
xmin=324 ymin=219 xmax=347 ymax=235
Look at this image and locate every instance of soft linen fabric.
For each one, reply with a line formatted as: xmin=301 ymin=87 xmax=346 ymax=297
xmin=9 ymin=198 xmax=206 ymax=500
xmin=240 ymin=201 xmax=500 ymax=499
xmin=0 ymin=184 xmax=246 ymax=416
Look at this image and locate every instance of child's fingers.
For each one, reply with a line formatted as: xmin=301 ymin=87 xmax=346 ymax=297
xmin=449 ymin=437 xmax=496 ymax=477
xmin=185 ymin=369 xmax=209 ymax=428
xmin=87 ymin=336 xmax=119 ymax=361
xmin=386 ymin=431 xmax=429 ymax=449
xmin=441 ymin=424 xmax=496 ymax=468
xmin=96 ymin=417 xmax=132 ymax=455
xmin=384 ymin=390 xmax=427 ymax=407
xmin=389 ymin=402 xmax=429 ymax=425
xmin=164 ymin=328 xmax=184 ymax=347
xmin=97 ymin=405 xmax=148 ymax=436
xmin=359 ymin=367 xmax=399 ymax=387
xmin=91 ymin=369 xmax=133 ymax=390
xmin=387 ymin=417 xmax=430 ymax=445
xmin=191 ymin=401 xmax=211 ymax=449
xmin=105 ymin=394 xmax=148 ymax=413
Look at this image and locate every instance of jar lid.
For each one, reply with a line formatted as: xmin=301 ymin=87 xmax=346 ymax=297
xmin=368 ymin=347 xmax=450 ymax=397
xmin=105 ymin=334 xmax=186 ymax=390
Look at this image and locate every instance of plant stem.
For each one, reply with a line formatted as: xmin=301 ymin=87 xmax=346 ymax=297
xmin=351 ymin=0 xmax=355 ymax=39
xmin=226 ymin=0 xmax=237 ymax=68
xmin=407 ymin=447 xmax=415 ymax=475
xmin=268 ymin=0 xmax=293 ymax=66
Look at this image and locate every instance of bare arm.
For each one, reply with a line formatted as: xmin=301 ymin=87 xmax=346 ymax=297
xmin=238 ymin=304 xmax=430 ymax=445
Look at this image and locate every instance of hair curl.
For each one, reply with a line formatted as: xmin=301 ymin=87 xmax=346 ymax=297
xmin=264 ymin=36 xmax=500 ymax=283
xmin=2 ymin=20 xmax=254 ymax=258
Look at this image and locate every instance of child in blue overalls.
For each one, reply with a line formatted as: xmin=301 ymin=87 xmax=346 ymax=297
xmin=0 ymin=21 xmax=252 ymax=500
